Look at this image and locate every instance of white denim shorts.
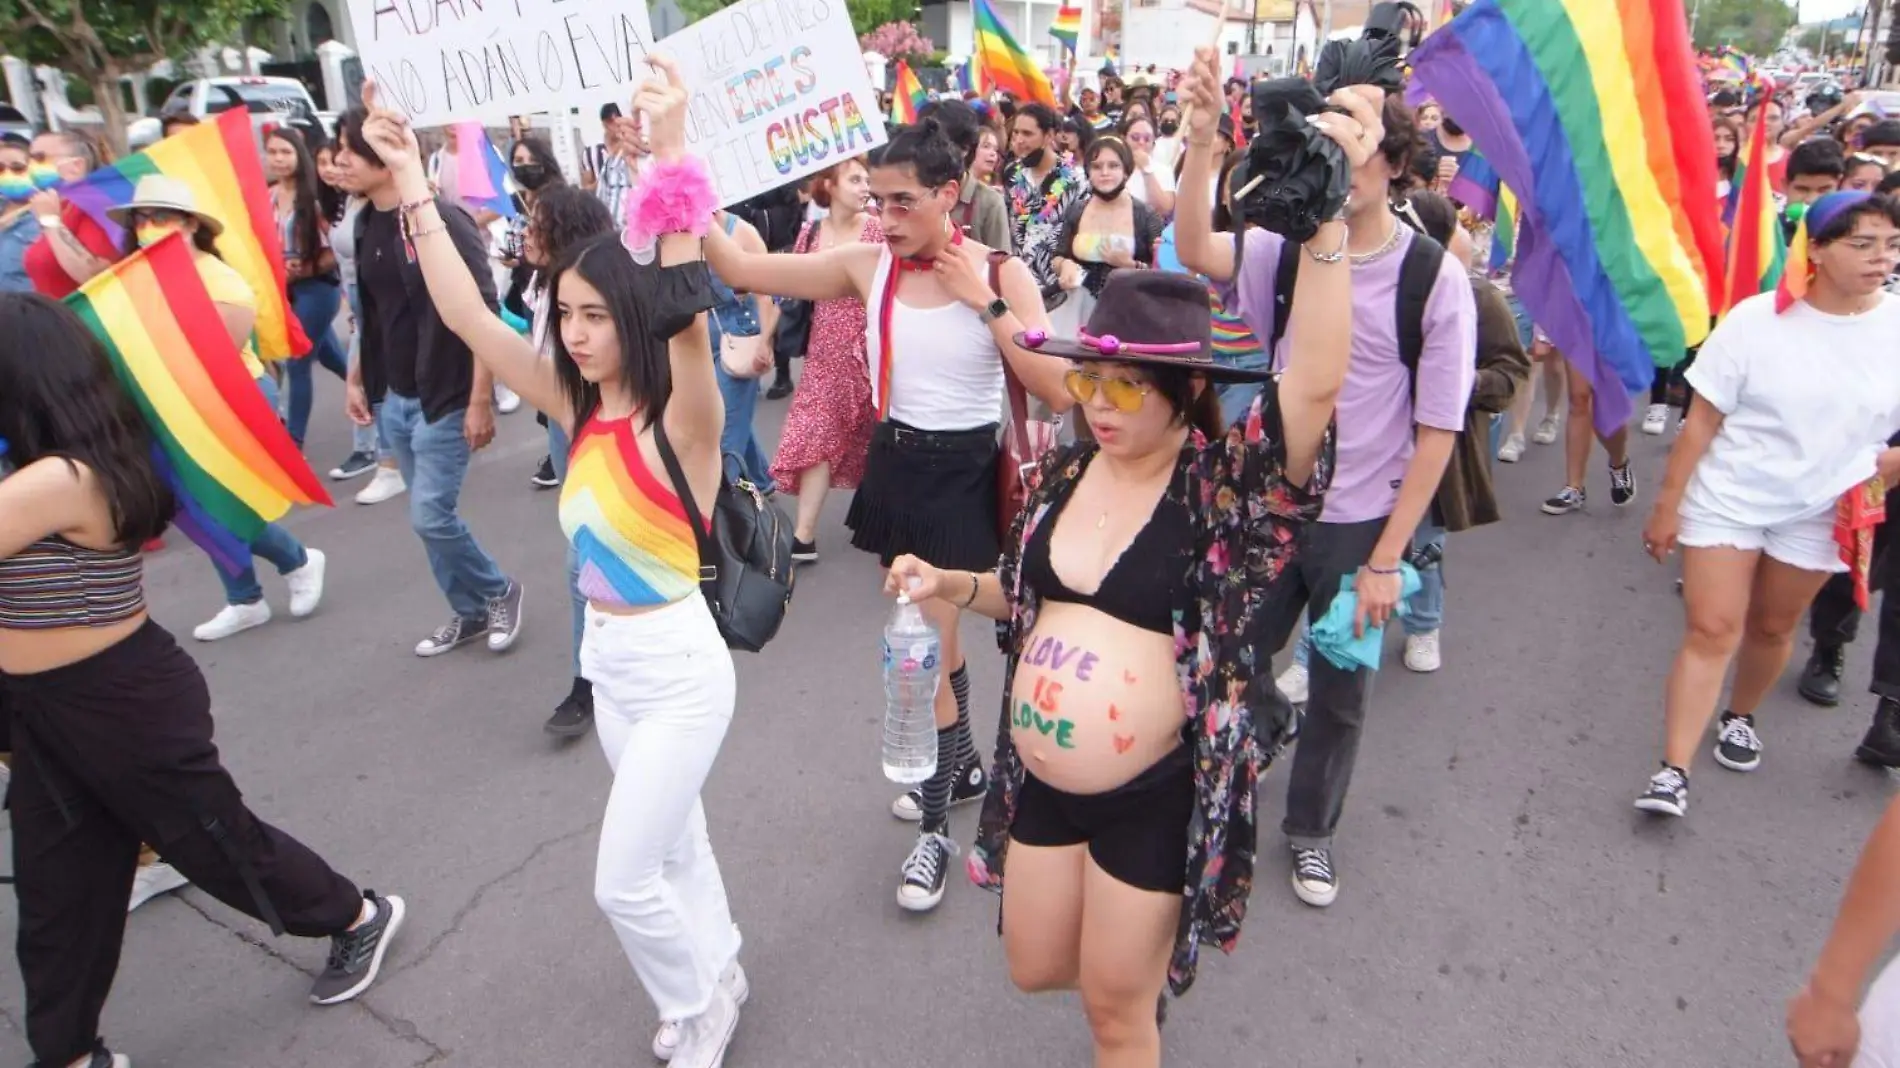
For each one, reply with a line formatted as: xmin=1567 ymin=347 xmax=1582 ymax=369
xmin=1676 ymin=500 xmax=1846 ymax=574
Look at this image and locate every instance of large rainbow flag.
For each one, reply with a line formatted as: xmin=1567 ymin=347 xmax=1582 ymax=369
xmin=66 ymin=235 xmax=331 ymax=573
xmin=891 ymin=61 xmax=927 ymax=124
xmin=1050 ymin=4 xmax=1082 ymax=53
xmin=972 ymin=0 xmax=1057 ymax=106
xmin=1409 ymin=0 xmax=1726 ymax=434
xmin=58 ymin=108 xmax=309 ymax=363
xmin=1722 ymin=89 xmax=1785 ymax=312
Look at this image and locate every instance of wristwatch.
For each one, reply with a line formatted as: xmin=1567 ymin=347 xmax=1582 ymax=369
xmin=981 ymin=297 xmax=1009 ymax=323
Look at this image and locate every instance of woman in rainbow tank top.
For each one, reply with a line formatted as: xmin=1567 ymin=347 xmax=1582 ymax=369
xmin=356 ymin=63 xmax=751 ymax=1068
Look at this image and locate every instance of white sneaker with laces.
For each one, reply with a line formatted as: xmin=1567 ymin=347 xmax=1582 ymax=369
xmin=285 ymin=549 xmax=326 ymax=618
xmin=1497 ymin=433 xmax=1526 ymax=463
xmin=1276 ymin=661 xmax=1310 ymax=705
xmin=1403 ymin=630 xmax=1442 ymax=673
xmin=494 ymin=383 xmax=522 ymax=414
xmin=193 ymin=600 xmax=272 ymax=641
xmin=1532 ymin=412 xmax=1561 ymax=445
xmin=1641 ymin=402 xmax=1669 ymax=435
xmin=129 ymin=860 xmax=189 ymax=912
xmin=669 ymin=985 xmax=741 ymax=1068
xmin=356 ymin=466 xmax=406 ymax=505
xmin=654 ymin=959 xmax=750 ymax=1061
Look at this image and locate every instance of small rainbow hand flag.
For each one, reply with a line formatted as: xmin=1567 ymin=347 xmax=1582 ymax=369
xmin=453 ymin=122 xmax=519 ymax=219
xmin=66 ymin=234 xmax=332 ymax=574
xmin=973 ymin=0 xmax=1057 ymax=106
xmin=1724 ymin=88 xmax=1787 ymax=313
xmin=59 ymin=108 xmax=309 ymax=362
xmin=891 ymin=61 xmax=927 ymax=124
xmin=1488 ymin=185 xmax=1518 ymax=272
xmin=1050 ymin=4 xmax=1081 ymax=54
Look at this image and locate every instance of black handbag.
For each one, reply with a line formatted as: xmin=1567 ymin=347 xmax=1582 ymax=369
xmin=653 ymin=421 xmax=796 ymax=653
xmin=772 ymin=222 xmax=818 ymax=361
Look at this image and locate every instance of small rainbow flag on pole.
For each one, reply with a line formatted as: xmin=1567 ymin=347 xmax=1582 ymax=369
xmin=58 ymin=108 xmax=309 ymax=362
xmin=1489 ymin=185 xmax=1519 ymax=271
xmin=66 ymin=235 xmax=332 ymax=574
xmin=891 ymin=60 xmax=928 ymax=123
xmin=1723 ymin=87 xmax=1786 ymax=313
xmin=973 ymin=0 xmax=1058 ymax=106
xmin=453 ymin=122 xmax=519 ymax=220
xmin=1050 ymin=3 xmax=1082 ymax=53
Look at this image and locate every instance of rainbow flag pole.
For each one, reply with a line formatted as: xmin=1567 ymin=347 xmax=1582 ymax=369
xmin=65 ymin=235 xmax=332 ymax=573
xmin=972 ymin=0 xmax=1057 ymax=106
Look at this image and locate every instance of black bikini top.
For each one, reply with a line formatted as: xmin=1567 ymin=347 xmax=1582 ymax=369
xmin=1021 ymin=456 xmax=1193 ymax=636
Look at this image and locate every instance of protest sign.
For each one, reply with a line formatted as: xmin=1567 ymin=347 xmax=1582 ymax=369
xmin=343 ymin=0 xmax=657 ymax=127
xmin=661 ymin=0 xmax=887 ymax=205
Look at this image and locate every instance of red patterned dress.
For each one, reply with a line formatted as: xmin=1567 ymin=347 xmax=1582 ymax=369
xmin=769 ymin=214 xmax=884 ymax=494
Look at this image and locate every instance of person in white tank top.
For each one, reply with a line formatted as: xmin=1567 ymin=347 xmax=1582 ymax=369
xmin=706 ymin=118 xmax=1074 ymax=913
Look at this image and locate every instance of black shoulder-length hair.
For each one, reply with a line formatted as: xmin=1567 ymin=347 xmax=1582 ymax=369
xmin=0 ymin=294 xmax=174 ymax=545
xmin=267 ymin=126 xmax=325 ymax=270
xmin=547 ymin=234 xmax=672 ymax=429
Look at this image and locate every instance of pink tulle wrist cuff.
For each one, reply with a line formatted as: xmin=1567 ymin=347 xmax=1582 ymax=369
xmin=623 ymin=157 xmax=717 ymax=252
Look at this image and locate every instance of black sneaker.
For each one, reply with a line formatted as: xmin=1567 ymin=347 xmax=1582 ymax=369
xmin=890 ymin=760 xmax=987 ymax=821
xmin=415 ymin=615 xmax=489 ymax=657
xmin=486 ymin=580 xmax=525 ymax=653
xmin=1289 ymin=844 xmax=1337 ymax=907
xmin=1798 ymin=644 xmax=1846 ymax=707
xmin=1634 ymin=763 xmax=1689 ymax=817
xmin=545 ymin=677 xmax=594 ymax=738
xmin=896 ymin=830 xmax=955 ymax=912
xmin=39 ymin=1047 xmax=129 ymax=1068
xmin=1609 ymin=460 xmax=1636 ymax=507
xmin=328 ymin=451 xmax=378 ymax=481
xmin=531 ymin=455 xmax=559 ymax=489
xmin=765 ymin=376 xmax=794 ymax=400
xmin=1856 ymin=697 xmax=1900 ymax=769
xmin=1713 ymin=711 xmax=1763 ymax=772
xmin=1541 ymin=486 xmax=1586 ymax=515
xmin=791 ymin=538 xmax=818 ymax=563
xmin=310 ymin=891 xmax=406 ymax=1005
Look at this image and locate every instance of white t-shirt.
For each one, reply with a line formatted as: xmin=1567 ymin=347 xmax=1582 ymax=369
xmin=1129 ymin=162 xmax=1176 ymax=206
xmin=1684 ymin=291 xmax=1900 ymax=527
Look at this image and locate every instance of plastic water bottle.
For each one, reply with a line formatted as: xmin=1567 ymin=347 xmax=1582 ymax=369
xmin=881 ymin=584 xmax=942 ymax=784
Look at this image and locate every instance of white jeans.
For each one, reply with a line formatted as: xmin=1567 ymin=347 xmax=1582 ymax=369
xmin=582 ymin=595 xmax=741 ymax=1022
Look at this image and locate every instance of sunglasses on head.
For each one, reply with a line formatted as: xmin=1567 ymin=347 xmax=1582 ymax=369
xmin=1064 ymin=368 xmax=1152 ymax=412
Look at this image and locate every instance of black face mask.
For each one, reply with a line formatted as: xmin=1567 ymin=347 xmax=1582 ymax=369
xmin=512 ymin=163 xmax=549 ymax=189
xmin=1092 ymin=178 xmax=1127 ymax=200
xmin=1441 ymin=117 xmax=1465 ymax=138
xmin=1022 ymin=147 xmax=1048 ymax=169
xmin=1159 ymin=120 xmax=1180 ymax=136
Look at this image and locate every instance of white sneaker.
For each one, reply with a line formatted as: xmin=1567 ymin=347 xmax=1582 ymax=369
xmin=355 ymin=466 xmax=406 ymax=505
xmin=1290 ymin=845 xmax=1338 ymax=908
xmin=668 ymin=985 xmax=740 ymax=1068
xmin=654 ymin=960 xmax=750 ymax=1061
xmin=193 ymin=600 xmax=271 ymax=641
xmin=1641 ymin=402 xmax=1668 ymax=435
xmin=1497 ymin=433 xmax=1526 ymax=463
xmin=494 ymin=383 xmax=522 ymax=414
xmin=129 ymin=860 xmax=189 ymax=911
xmin=285 ymin=549 xmax=326 ymax=618
xmin=1276 ymin=661 xmax=1310 ymax=705
xmin=1532 ymin=412 xmax=1561 ymax=445
xmin=1403 ymin=630 xmax=1442 ymax=673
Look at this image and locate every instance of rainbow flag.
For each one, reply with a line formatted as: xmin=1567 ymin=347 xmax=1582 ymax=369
xmin=1050 ymin=4 xmax=1081 ymax=53
xmin=1446 ymin=146 xmax=1501 ymax=220
xmin=1489 ymin=185 xmax=1518 ymax=271
xmin=1722 ymin=91 xmax=1785 ymax=312
xmin=972 ymin=0 xmax=1057 ymax=106
xmin=65 ymin=235 xmax=331 ymax=574
xmin=1408 ymin=0 xmax=1726 ymax=435
xmin=58 ymin=108 xmax=309 ymax=362
xmin=454 ymin=122 xmax=518 ymax=219
xmin=891 ymin=61 xmax=927 ymax=124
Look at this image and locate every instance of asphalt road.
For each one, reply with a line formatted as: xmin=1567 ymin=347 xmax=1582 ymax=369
xmin=0 ymin=380 xmax=1891 ymax=1068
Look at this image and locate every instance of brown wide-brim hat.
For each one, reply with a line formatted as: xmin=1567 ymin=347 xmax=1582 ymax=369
xmin=1014 ymin=269 xmax=1270 ymax=383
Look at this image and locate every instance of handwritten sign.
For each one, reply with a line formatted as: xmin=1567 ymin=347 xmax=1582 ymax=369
xmin=662 ymin=0 xmax=887 ymax=205
xmin=343 ymin=0 xmax=657 ymax=127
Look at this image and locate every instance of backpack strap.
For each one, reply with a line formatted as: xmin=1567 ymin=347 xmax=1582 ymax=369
xmin=651 ymin=420 xmax=718 ymax=588
xmin=992 ymin=251 xmax=1032 ymax=446
xmin=1395 ymin=232 xmax=1446 ymax=401
xmin=1267 ymin=234 xmax=1301 ymax=361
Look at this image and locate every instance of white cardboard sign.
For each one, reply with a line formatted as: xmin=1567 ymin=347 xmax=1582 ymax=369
xmin=345 ymin=0 xmax=657 ymax=128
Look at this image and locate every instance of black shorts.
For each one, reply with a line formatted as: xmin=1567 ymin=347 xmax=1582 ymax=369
xmin=1008 ymin=744 xmax=1194 ymax=894
xmin=845 ymin=420 xmax=1001 ymax=572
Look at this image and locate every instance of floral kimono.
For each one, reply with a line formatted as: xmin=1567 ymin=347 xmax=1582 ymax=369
xmin=969 ymin=386 xmax=1334 ymax=996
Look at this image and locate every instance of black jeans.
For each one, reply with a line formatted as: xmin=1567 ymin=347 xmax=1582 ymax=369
xmin=1809 ymin=519 xmax=1900 ymax=698
xmin=4 ymin=622 xmax=363 ymax=1066
xmin=1269 ymin=516 xmax=1389 ymax=849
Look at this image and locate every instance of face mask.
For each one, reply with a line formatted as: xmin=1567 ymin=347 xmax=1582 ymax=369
xmin=135 ymin=222 xmax=183 ymax=248
xmin=512 ymin=163 xmax=549 ymax=189
xmin=1159 ymin=120 xmax=1180 ymax=137
xmin=1023 ymin=147 xmax=1047 ymax=169
xmin=0 ymin=174 xmax=32 ymax=202
xmin=1092 ymin=178 xmax=1127 ymax=201
xmin=28 ymin=162 xmax=58 ymax=190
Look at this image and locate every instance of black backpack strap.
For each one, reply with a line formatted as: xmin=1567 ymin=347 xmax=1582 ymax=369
xmin=1268 ymin=234 xmax=1300 ymax=358
xmin=1396 ymin=233 xmax=1446 ymax=405
xmin=651 ymin=420 xmax=717 ymax=587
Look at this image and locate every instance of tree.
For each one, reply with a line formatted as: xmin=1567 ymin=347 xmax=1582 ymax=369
xmin=848 ymin=0 xmax=919 ymax=39
xmin=0 ymin=0 xmax=287 ymax=157
xmin=860 ymin=21 xmax=935 ymax=62
xmin=1691 ymin=0 xmax=1799 ymax=59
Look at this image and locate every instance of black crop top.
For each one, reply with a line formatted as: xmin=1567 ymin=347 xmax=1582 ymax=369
xmin=1021 ymin=459 xmax=1194 ymax=635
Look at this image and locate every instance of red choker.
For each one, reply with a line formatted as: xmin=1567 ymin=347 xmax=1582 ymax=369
xmin=896 ymin=228 xmax=962 ymax=272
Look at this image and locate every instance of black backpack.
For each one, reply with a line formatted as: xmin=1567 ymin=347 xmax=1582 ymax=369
xmin=653 ymin=422 xmax=796 ymax=653
xmin=1265 ymin=230 xmax=1445 ymax=401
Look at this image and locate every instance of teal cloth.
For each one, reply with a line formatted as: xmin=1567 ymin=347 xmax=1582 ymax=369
xmin=1308 ymin=563 xmax=1423 ymax=672
xmin=499 ymin=306 xmax=531 ymax=336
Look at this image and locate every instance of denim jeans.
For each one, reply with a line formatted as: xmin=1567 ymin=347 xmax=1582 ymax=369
xmin=284 ymin=280 xmax=352 ymax=447
xmin=214 ymin=375 xmax=310 ymax=605
xmin=379 ymin=394 xmax=511 ymax=620
xmin=549 ymin=418 xmax=584 ymax=676
xmin=1214 ymin=349 xmax=1275 ymax=427
xmin=709 ymin=303 xmax=773 ymax=494
xmin=1405 ymin=521 xmax=1445 ymax=635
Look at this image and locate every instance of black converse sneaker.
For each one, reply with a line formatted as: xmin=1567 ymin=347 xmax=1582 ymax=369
xmin=1289 ymin=845 xmax=1337 ymax=907
xmin=1713 ymin=711 xmax=1763 ymax=772
xmin=415 ymin=615 xmax=488 ymax=657
xmin=310 ymin=891 xmax=406 ymax=1005
xmin=1541 ymin=486 xmax=1585 ymax=515
xmin=890 ymin=761 xmax=987 ymax=821
xmin=791 ymin=538 xmax=818 ymax=563
xmin=1609 ymin=460 xmax=1637 ymax=507
xmin=897 ymin=831 xmax=956 ymax=912
xmin=1634 ymin=763 xmax=1689 ymax=817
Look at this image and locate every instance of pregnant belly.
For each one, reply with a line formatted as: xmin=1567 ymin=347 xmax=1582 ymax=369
xmin=1008 ymin=602 xmax=1185 ymax=795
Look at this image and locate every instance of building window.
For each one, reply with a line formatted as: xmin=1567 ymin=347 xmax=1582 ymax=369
xmin=307 ymin=1 xmax=336 ymax=47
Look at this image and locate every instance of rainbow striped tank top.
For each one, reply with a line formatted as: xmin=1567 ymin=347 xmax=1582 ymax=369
xmin=559 ymin=415 xmax=702 ymax=608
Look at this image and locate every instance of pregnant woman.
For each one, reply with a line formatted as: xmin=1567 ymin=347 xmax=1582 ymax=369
xmin=882 ymin=85 xmax=1362 ymax=1060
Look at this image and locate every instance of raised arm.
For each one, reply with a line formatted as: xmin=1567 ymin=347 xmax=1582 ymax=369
xmin=358 ymin=83 xmax=567 ymax=427
xmin=705 ymin=219 xmax=871 ymax=303
xmin=1789 ymin=796 xmax=1900 ymax=1068
xmin=1175 ymin=47 xmax=1236 ymax=282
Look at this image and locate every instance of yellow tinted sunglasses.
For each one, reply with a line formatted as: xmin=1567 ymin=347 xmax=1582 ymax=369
xmin=1064 ymin=368 xmax=1152 ymax=413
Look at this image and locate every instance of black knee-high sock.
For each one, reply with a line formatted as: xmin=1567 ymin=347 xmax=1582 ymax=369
xmin=919 ymin=725 xmax=958 ymax=831
xmin=949 ymin=666 xmax=978 ymax=770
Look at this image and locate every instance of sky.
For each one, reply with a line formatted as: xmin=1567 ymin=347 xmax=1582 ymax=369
xmin=1797 ymin=0 xmax=1862 ymax=22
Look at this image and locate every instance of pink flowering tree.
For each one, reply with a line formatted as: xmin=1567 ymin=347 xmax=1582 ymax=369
xmin=860 ymin=20 xmax=935 ymax=63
